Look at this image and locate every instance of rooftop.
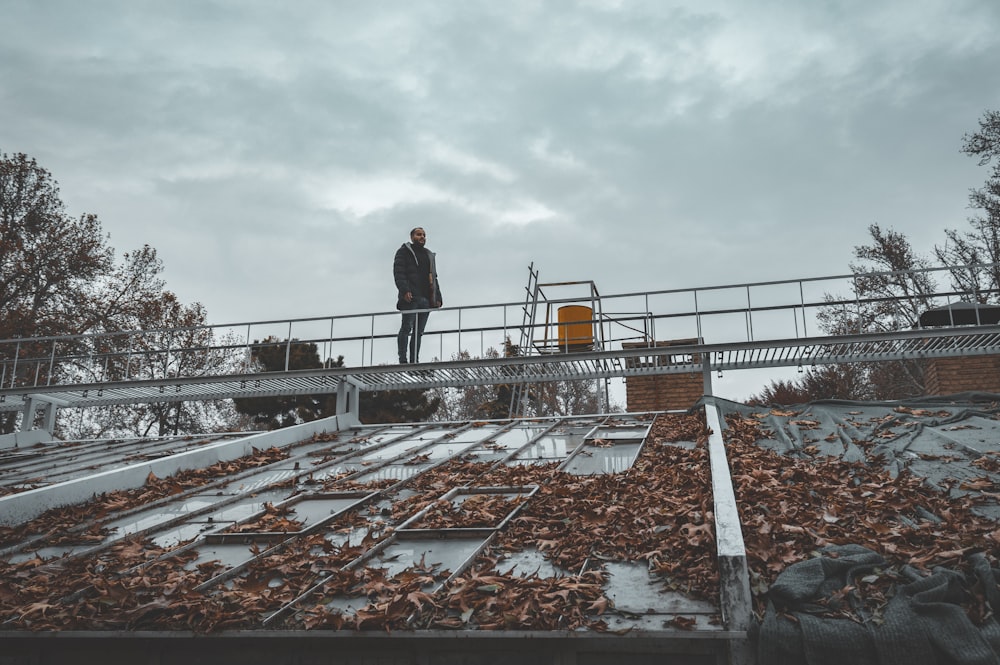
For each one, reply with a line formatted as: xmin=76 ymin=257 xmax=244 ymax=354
xmin=2 ymin=394 xmax=998 ymax=664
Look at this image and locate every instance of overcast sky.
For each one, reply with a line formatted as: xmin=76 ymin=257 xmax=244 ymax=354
xmin=3 ymin=1 xmax=1000 ymax=399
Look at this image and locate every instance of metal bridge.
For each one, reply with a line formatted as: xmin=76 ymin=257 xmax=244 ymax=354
xmin=2 ymin=263 xmax=999 ymax=429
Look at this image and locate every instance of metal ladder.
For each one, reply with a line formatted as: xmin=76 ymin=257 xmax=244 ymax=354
xmin=508 ymin=264 xmax=541 ymax=417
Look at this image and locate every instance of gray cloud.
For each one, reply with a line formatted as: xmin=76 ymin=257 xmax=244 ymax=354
xmin=3 ymin=0 xmax=1000 ymax=398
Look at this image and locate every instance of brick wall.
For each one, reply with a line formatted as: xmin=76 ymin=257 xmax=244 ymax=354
xmin=925 ymin=355 xmax=1000 ymax=396
xmin=622 ymin=339 xmax=705 ymax=412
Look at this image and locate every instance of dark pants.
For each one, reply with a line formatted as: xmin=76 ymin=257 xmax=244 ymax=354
xmin=397 ymin=296 xmax=430 ymax=363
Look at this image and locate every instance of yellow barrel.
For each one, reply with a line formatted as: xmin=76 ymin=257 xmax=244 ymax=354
xmin=557 ymin=305 xmax=593 ymax=351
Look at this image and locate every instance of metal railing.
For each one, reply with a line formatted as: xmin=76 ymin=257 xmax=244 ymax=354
xmin=1 ymin=263 xmax=996 ymax=395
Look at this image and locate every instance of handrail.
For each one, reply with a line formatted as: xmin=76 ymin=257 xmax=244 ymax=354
xmin=1 ymin=264 xmax=998 ymax=393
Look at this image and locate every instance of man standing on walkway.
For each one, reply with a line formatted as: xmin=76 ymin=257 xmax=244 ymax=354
xmin=393 ymin=227 xmax=442 ymax=364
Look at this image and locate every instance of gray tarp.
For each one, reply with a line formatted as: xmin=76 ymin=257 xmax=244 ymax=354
xmin=755 ymin=545 xmax=1000 ymax=665
xmin=712 ymin=393 xmax=1000 ymax=521
xmin=706 ymin=395 xmax=1000 ymax=664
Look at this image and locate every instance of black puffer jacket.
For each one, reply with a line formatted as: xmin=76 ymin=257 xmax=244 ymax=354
xmin=393 ymin=242 xmax=442 ymax=310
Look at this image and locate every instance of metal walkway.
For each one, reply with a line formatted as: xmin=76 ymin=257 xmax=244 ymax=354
xmin=2 ymin=264 xmax=999 ymax=425
xmin=4 ymin=326 xmax=1000 ymax=416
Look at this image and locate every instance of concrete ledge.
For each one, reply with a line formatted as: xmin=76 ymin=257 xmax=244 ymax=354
xmin=704 ymin=401 xmax=753 ymax=664
xmin=0 ymin=428 xmax=56 ymax=450
xmin=0 ymin=415 xmax=349 ymax=526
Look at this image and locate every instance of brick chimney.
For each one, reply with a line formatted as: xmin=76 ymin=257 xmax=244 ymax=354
xmin=622 ymin=339 xmax=705 ymax=412
xmin=924 ymin=355 xmax=1000 ymax=395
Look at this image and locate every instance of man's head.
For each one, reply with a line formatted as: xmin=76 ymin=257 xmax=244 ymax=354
xmin=410 ymin=227 xmax=426 ymax=246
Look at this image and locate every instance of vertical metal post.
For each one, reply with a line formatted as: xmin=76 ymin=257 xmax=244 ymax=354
xmin=853 ymin=275 xmax=862 ymax=334
xmin=645 ymin=294 xmax=651 ymax=344
xmin=20 ymin=396 xmax=36 ymax=431
xmin=244 ymin=324 xmax=252 ymax=373
xmin=11 ymin=340 xmax=21 ymax=388
xmin=503 ymin=306 xmax=508 ymax=353
xmin=335 ymin=379 xmax=361 ymax=423
xmin=369 ymin=315 xmax=375 ymax=366
xmin=745 ymin=285 xmax=754 ymax=341
xmin=125 ymin=335 xmax=133 ymax=381
xmin=327 ymin=318 xmax=335 ymax=367
xmin=42 ymin=401 xmax=57 ymax=432
xmin=166 ymin=330 xmax=173 ymax=378
xmin=47 ymin=340 xmax=57 ymax=386
xmin=284 ymin=322 xmax=293 ymax=371
xmin=798 ymin=280 xmax=806 ymax=338
xmin=336 ymin=378 xmax=348 ymax=415
xmin=694 ymin=291 xmax=703 ymax=341
xmin=702 ymin=345 xmax=713 ymax=397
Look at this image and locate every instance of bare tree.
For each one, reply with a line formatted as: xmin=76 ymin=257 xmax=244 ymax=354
xmin=58 ymin=292 xmax=243 ymax=438
xmin=753 ymin=225 xmax=936 ymax=404
xmin=1 ymin=152 xmax=236 ymax=436
xmin=818 ymin=224 xmax=939 ymax=336
xmin=935 ymin=109 xmax=1000 ymax=301
xmin=431 ymin=345 xmax=603 ymax=420
xmin=430 ymin=349 xmax=507 ymax=421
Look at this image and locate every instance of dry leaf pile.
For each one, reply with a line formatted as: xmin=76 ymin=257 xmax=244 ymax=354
xmin=228 ymin=502 xmax=305 ymax=534
xmin=407 ymin=494 xmax=524 ymax=530
xmin=3 ymin=410 xmax=996 ymax=633
xmin=0 ymin=446 xmax=290 ymax=549
xmin=1 ymin=415 xmax=718 ymax=632
xmin=724 ymin=414 xmax=1000 ymax=621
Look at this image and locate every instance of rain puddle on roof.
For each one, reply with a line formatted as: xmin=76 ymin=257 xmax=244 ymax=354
xmin=600 ymin=561 xmax=718 ymax=631
xmin=359 ymin=427 xmax=458 ymax=463
xmin=226 ymin=467 xmax=299 ymax=493
xmin=148 ymin=488 xmax=291 ymax=548
xmin=352 ymin=536 xmax=483 ymax=585
xmin=348 ymin=464 xmax=423 ymax=484
xmin=496 ymin=547 xmax=574 ymax=578
xmin=562 ymin=423 xmax=650 ymax=475
xmin=508 ymin=432 xmax=582 ymax=464
xmin=102 ymin=495 xmax=226 ymax=537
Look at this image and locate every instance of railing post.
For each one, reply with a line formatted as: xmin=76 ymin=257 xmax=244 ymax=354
xmin=328 ymin=318 xmax=335 ymax=367
xmin=125 ymin=335 xmax=133 ymax=381
xmin=745 ymin=285 xmax=753 ymax=341
xmin=244 ymin=324 xmax=252 ymax=373
xmin=694 ymin=290 xmax=702 ymax=341
xmin=11 ymin=340 xmax=21 ymax=388
xmin=853 ymin=275 xmax=862 ymax=334
xmin=798 ymin=280 xmax=807 ymax=338
xmin=48 ymin=340 xmax=57 ymax=386
xmin=166 ymin=331 xmax=174 ymax=378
